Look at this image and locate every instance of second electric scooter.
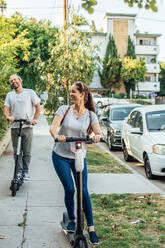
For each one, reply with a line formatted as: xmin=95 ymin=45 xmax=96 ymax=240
xmin=10 ymin=119 xmax=30 ymax=197
xmin=56 ymin=137 xmax=102 ymax=248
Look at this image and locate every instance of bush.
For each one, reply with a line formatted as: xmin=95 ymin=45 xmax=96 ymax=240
xmin=113 ymin=93 xmax=120 ymax=99
xmin=132 ymin=99 xmax=152 ymax=105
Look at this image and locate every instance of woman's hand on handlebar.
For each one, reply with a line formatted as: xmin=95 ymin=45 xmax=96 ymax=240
xmin=55 ymin=135 xmax=66 ymax=143
xmin=92 ymin=134 xmax=102 ymax=143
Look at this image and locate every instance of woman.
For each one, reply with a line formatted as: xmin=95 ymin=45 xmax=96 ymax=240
xmin=50 ymin=81 xmax=102 ymax=244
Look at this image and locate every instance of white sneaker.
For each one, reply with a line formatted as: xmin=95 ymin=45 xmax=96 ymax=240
xmin=23 ymin=172 xmax=30 ymax=180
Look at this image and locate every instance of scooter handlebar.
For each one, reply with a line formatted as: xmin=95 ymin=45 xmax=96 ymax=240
xmin=13 ymin=119 xmax=31 ymax=125
xmin=55 ymin=137 xmax=104 ymax=144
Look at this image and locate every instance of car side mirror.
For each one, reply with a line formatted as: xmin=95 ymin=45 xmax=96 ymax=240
xmin=102 ymin=117 xmax=108 ymax=122
xmin=131 ymin=127 xmax=142 ymax=135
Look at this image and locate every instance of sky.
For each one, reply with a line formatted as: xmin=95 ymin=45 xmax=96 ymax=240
xmin=3 ymin=0 xmax=165 ymax=61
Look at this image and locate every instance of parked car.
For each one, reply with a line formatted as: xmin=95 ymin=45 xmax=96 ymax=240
xmin=94 ymin=103 xmax=102 ymax=120
xmin=92 ymin=94 xmax=109 ymax=107
xmin=121 ymin=105 xmax=165 ymax=179
xmin=100 ymin=104 xmax=141 ymax=151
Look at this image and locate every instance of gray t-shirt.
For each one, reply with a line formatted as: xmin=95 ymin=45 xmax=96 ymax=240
xmin=4 ymin=89 xmax=40 ymax=128
xmin=53 ymin=105 xmax=98 ymax=159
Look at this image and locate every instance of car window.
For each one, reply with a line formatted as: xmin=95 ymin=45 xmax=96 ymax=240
xmin=93 ymin=94 xmax=102 ymax=98
xmin=146 ymin=111 xmax=165 ymax=131
xmin=134 ymin=112 xmax=143 ymax=132
xmin=110 ymin=106 xmax=140 ymax=121
xmin=103 ymin=106 xmax=110 ymax=118
xmin=127 ymin=111 xmax=138 ymax=126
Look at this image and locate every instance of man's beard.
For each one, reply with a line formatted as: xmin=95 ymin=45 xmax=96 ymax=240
xmin=10 ymin=84 xmax=18 ymax=89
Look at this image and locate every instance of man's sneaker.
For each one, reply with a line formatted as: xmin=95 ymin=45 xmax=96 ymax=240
xmin=66 ymin=221 xmax=76 ymax=232
xmin=23 ymin=172 xmax=30 ymax=180
xmin=89 ymin=231 xmax=99 ymax=245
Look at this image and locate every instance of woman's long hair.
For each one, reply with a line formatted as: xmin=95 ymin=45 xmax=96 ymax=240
xmin=75 ymin=81 xmax=96 ymax=113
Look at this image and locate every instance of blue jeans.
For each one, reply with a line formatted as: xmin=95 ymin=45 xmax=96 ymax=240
xmin=52 ymin=151 xmax=94 ymax=226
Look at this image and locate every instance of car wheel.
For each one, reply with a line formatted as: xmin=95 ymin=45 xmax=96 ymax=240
xmin=107 ymin=134 xmax=115 ymax=151
xmin=144 ymin=155 xmax=157 ymax=180
xmin=123 ymin=142 xmax=133 ymax=162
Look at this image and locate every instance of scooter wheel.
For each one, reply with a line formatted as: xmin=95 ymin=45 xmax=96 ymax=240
xmin=76 ymin=240 xmax=87 ymax=248
xmin=11 ymin=183 xmax=17 ymax=197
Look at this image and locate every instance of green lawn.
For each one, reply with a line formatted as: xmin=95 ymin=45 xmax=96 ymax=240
xmin=86 ymin=144 xmax=131 ymax=173
xmin=89 ymin=193 xmax=165 ymax=248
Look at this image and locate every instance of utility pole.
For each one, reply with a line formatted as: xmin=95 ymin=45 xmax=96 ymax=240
xmin=63 ymin=0 xmax=69 ymax=104
xmin=64 ymin=0 xmax=67 ymax=26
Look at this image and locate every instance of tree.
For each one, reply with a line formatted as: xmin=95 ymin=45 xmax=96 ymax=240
xmin=81 ymin=0 xmax=158 ymax=13
xmin=100 ymin=35 xmax=122 ymax=92
xmin=9 ymin=13 xmax=58 ymax=93
xmin=125 ymin=36 xmax=136 ymax=59
xmin=121 ymin=57 xmax=146 ymax=94
xmin=0 ymin=15 xmax=30 ymax=140
xmin=158 ymin=62 xmax=165 ymax=96
xmin=45 ymin=12 xmax=100 ymax=114
xmin=90 ymin=20 xmax=97 ymax=32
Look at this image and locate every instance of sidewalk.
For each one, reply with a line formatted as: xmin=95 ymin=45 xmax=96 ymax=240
xmin=0 ymin=114 xmax=70 ymax=248
xmin=0 ymin=113 xmax=164 ymax=248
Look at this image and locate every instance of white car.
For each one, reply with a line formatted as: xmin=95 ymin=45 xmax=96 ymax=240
xmin=121 ymin=105 xmax=165 ymax=179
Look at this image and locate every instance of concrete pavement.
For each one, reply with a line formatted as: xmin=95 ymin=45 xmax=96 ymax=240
xmin=0 ymin=112 xmax=164 ymax=248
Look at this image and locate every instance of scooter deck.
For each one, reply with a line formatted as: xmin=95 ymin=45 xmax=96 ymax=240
xmin=61 ymin=221 xmax=75 ymax=246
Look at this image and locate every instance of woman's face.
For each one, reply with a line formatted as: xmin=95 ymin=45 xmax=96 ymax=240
xmin=70 ymin=84 xmax=84 ymax=104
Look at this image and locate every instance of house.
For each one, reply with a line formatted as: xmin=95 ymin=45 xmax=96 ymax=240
xmin=89 ymin=13 xmax=161 ymax=96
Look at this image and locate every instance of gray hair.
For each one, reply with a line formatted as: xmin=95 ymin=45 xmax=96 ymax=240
xmin=9 ymin=74 xmax=22 ymax=82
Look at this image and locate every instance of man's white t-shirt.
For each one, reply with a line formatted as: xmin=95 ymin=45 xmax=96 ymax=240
xmin=4 ymin=89 xmax=40 ymax=128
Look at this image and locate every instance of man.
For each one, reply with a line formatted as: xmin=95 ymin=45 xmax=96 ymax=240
xmin=3 ymin=74 xmax=41 ymax=180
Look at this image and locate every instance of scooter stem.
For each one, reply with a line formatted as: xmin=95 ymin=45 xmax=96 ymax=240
xmin=75 ymin=142 xmax=84 ymax=235
xmin=76 ymin=171 xmax=83 ymax=234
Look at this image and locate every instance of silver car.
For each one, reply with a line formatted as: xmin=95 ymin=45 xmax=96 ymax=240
xmin=99 ymin=104 xmax=141 ymax=151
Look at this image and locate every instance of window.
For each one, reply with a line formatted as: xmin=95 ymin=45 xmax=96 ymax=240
xmin=127 ymin=111 xmax=138 ymax=127
xmin=146 ymin=111 xmax=165 ymax=131
xmin=103 ymin=106 xmax=110 ymax=118
xmin=134 ymin=112 xmax=143 ymax=132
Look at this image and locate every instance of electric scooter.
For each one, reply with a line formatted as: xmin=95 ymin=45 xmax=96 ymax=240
xmin=56 ymin=137 xmax=103 ymax=248
xmin=10 ymin=119 xmax=30 ymax=197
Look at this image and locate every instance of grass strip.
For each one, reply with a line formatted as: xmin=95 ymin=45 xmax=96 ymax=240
xmin=89 ymin=193 xmax=165 ymax=248
xmin=87 ymin=144 xmax=131 ymax=173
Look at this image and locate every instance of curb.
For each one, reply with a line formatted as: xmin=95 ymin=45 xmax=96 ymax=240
xmin=97 ymin=142 xmax=165 ymax=199
xmin=0 ymin=129 xmax=11 ymax=157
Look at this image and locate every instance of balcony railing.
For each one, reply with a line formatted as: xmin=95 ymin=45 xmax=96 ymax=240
xmin=146 ymin=63 xmax=160 ymax=73
xmin=135 ymin=82 xmax=160 ymax=92
xmin=135 ymin=45 xmax=159 ymax=55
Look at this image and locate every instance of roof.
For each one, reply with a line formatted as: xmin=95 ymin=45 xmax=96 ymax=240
xmin=89 ymin=32 xmax=107 ymax=36
xmin=107 ymin=104 xmax=142 ymax=109
xmin=134 ymin=33 xmax=161 ymax=37
xmin=104 ymin=13 xmax=136 ymax=18
xmin=139 ymin=104 xmax=165 ymax=113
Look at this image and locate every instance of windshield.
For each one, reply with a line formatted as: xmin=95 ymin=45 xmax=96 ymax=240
xmin=93 ymin=94 xmax=102 ymax=98
xmin=111 ymin=107 xmax=136 ymax=121
xmin=146 ymin=111 xmax=165 ymax=131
